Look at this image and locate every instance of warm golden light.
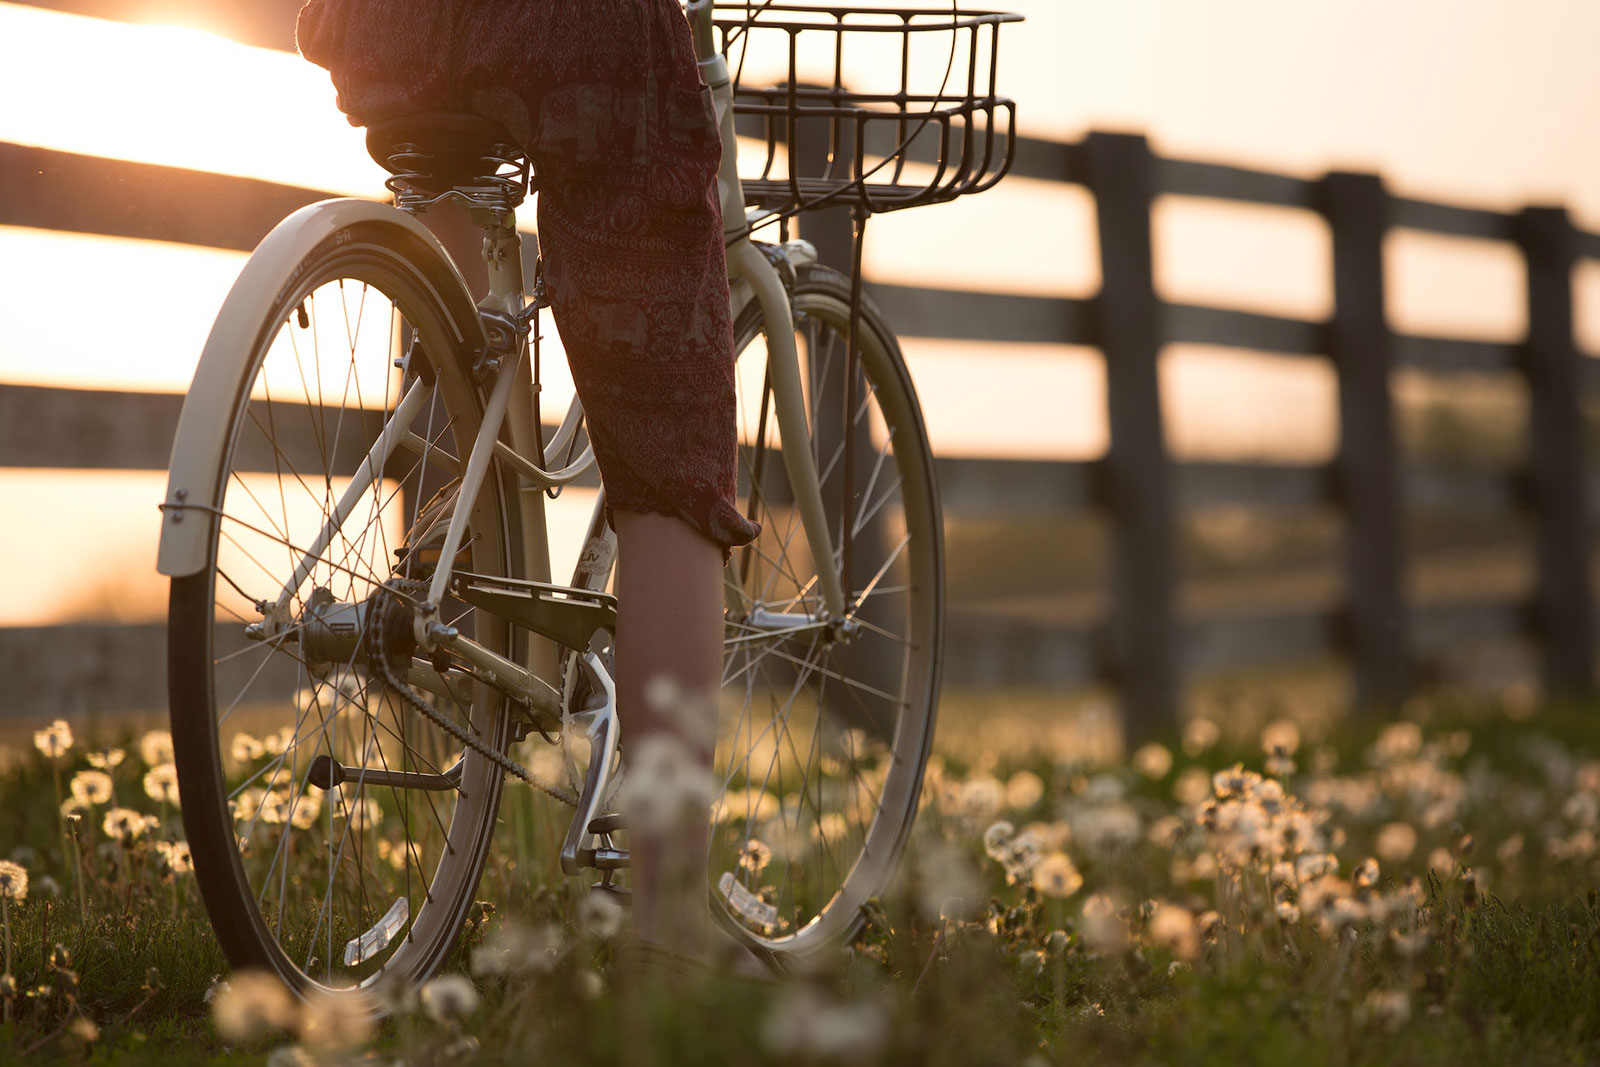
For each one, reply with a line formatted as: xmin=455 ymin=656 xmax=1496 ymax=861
xmin=0 ymin=226 xmax=244 ymax=394
xmin=0 ymin=2 xmax=383 ymax=195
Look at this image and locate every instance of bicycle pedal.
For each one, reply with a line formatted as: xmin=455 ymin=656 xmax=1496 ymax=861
xmin=590 ymin=883 xmax=632 ymax=907
xmin=587 ymin=813 xmax=627 ymax=836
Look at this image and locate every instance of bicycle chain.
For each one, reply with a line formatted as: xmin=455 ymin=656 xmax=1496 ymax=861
xmin=375 ymin=651 xmax=578 ymax=807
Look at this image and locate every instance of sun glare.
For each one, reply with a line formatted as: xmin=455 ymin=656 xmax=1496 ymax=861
xmin=0 ymin=2 xmax=384 ymax=195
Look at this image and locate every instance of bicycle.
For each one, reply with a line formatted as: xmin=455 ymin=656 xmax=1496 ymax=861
xmin=157 ymin=0 xmax=1018 ymax=999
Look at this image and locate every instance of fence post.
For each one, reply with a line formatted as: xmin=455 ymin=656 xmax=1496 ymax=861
xmin=1320 ymin=171 xmax=1412 ymax=708
xmin=1518 ymin=206 xmax=1597 ymax=699
xmin=1085 ymin=131 xmax=1178 ymax=743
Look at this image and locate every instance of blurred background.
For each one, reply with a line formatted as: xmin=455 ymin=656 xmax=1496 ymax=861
xmin=2 ymin=0 xmax=1598 ymax=750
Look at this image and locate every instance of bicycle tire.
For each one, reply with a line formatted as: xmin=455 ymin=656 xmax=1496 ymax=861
xmin=168 ymin=210 xmax=521 ymax=997
xmin=713 ymin=262 xmax=943 ymax=963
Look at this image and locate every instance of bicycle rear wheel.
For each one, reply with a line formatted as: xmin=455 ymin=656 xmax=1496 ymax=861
xmin=167 ymin=211 xmax=520 ymax=996
xmin=715 ymin=263 xmax=943 ymax=962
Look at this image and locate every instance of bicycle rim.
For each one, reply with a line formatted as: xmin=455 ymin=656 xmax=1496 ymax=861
xmin=168 ymin=223 xmax=517 ymax=996
xmin=714 ymin=263 xmax=943 ymax=960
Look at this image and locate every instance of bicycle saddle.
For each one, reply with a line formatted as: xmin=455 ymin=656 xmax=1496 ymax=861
xmin=364 ymin=111 xmax=530 ymax=195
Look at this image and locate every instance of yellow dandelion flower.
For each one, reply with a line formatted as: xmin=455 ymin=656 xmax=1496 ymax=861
xmin=33 ymin=720 xmax=74 ymax=759
xmin=143 ymin=764 xmax=180 ymax=804
xmin=69 ymin=770 xmax=113 ymax=807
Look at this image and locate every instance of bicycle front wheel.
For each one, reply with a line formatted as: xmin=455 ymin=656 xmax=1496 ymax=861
xmin=715 ymin=263 xmax=944 ymax=962
xmin=167 ymin=211 xmax=520 ymax=996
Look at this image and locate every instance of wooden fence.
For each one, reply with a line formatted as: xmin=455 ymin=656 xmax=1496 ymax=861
xmin=3 ymin=0 xmax=1599 ymax=741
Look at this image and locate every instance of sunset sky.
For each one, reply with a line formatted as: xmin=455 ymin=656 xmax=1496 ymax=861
xmin=0 ymin=0 xmax=1595 ymax=626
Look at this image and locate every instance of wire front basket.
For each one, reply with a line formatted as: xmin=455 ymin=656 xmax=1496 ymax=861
xmin=717 ymin=4 xmax=1022 ymax=217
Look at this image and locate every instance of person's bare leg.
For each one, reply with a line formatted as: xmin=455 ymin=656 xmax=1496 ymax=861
xmin=612 ymin=509 xmax=723 ymax=958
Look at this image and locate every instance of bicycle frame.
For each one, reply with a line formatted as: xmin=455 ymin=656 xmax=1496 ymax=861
xmin=156 ymin=0 xmax=848 ymax=859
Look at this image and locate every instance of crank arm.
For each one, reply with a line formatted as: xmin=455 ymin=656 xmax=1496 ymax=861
xmin=560 ymin=651 xmax=622 ymax=875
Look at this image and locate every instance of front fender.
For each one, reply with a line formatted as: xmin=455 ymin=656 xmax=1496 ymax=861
xmin=156 ymin=198 xmax=481 ymax=577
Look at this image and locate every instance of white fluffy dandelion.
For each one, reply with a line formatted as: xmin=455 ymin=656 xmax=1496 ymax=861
xmin=143 ymin=764 xmax=180 ymax=805
xmin=33 ymin=720 xmax=73 ymax=760
xmin=102 ymin=807 xmax=145 ymax=841
xmin=68 ymin=771 xmax=113 ymax=807
xmin=419 ymin=974 xmax=480 ymax=1023
xmin=138 ymin=731 xmax=174 ymax=768
xmin=0 ymin=861 xmax=27 ymax=902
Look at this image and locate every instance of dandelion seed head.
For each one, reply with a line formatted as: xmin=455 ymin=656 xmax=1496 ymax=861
xmin=1372 ymin=722 xmax=1423 ymax=764
xmin=1147 ymin=902 xmax=1199 ymax=961
xmin=619 ymin=736 xmax=715 ymax=834
xmin=86 ymin=748 xmax=125 ymax=770
xmin=759 ymin=986 xmax=888 ymax=1059
xmin=1173 ymin=767 xmax=1212 ymax=807
xmin=1005 ymin=770 xmax=1046 ymax=810
xmin=578 ymin=892 xmax=625 ymax=940
xmin=102 ymin=807 xmax=145 ymax=841
xmin=1361 ymin=989 xmax=1411 ymax=1030
xmin=1375 ymin=822 xmax=1418 ymax=862
xmin=68 ymin=1017 xmax=99 ymax=1043
xmin=143 ymin=764 xmax=180 ymax=804
xmin=298 ymin=988 xmax=375 ymax=1050
xmin=68 ymin=771 xmax=113 ymax=807
xmin=1182 ymin=717 xmax=1220 ymax=757
xmin=1078 ymin=893 xmax=1128 ymax=954
xmin=915 ymin=841 xmax=981 ymax=920
xmin=264 ymin=1047 xmax=315 ymax=1067
xmin=469 ymin=923 xmax=564 ymax=977
xmin=288 ymin=792 xmax=322 ymax=830
xmin=1132 ymin=743 xmax=1173 ymax=780
xmin=1260 ymin=719 xmax=1302 ymax=757
xmin=738 ymin=838 xmax=773 ymax=876
xmin=138 ymin=730 xmax=174 ymax=767
xmin=210 ymin=971 xmax=297 ymax=1042
xmin=1275 ymin=900 xmax=1301 ymax=924
xmin=419 ymin=974 xmax=480 ymax=1023
xmin=956 ymin=775 xmax=1006 ymax=821
xmin=33 ymin=720 xmax=73 ymax=759
xmin=1353 ymin=857 xmax=1380 ymax=889
xmin=0 ymin=861 xmax=27 ymax=902
xmin=230 ymin=733 xmax=266 ymax=764
xmin=982 ymin=820 xmax=1016 ymax=859
xmin=156 ymin=840 xmax=193 ymax=875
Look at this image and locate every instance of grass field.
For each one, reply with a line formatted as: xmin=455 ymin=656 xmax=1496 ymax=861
xmin=0 ymin=688 xmax=1597 ymax=1065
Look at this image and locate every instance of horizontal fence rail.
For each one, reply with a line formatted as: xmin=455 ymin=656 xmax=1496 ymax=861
xmin=3 ymin=1 xmax=1600 ymax=737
